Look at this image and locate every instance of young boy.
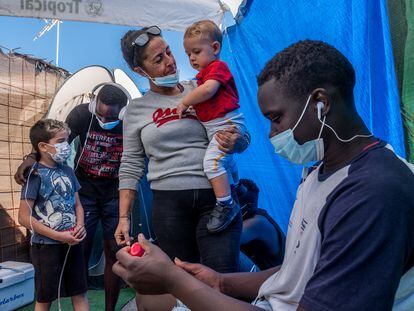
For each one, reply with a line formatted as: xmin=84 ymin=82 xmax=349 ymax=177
xmin=18 ymin=119 xmax=89 ymax=311
xmin=176 ymin=20 xmax=247 ymax=233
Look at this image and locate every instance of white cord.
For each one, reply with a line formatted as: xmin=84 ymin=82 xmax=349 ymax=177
xmin=58 ymin=244 xmax=71 ymax=311
xmin=317 ymin=115 xmax=372 ymax=143
xmin=24 ymin=165 xmax=36 ymax=245
xmin=74 ymin=115 xmax=94 ymax=172
xmin=24 ymin=162 xmax=72 ymax=311
xmin=138 ymin=185 xmax=155 ymax=242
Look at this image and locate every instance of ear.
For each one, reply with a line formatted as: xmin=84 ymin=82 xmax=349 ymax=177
xmin=311 ymin=88 xmax=330 ymax=117
xmin=212 ymin=41 xmax=221 ymax=55
xmin=38 ymin=142 xmax=49 ymax=153
xmin=133 ymin=66 xmax=146 ymax=77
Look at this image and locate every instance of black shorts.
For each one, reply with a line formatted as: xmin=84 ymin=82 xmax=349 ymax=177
xmin=31 ymin=243 xmax=87 ymax=303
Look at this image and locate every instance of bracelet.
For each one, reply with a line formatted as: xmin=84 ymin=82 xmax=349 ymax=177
xmin=23 ymin=152 xmax=37 ymax=161
xmin=119 ymin=215 xmax=130 ymax=219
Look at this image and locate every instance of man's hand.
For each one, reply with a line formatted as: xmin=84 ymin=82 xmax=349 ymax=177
xmin=114 ymin=218 xmax=131 ymax=246
xmin=174 ymin=258 xmax=223 ymax=292
xmin=176 ymin=101 xmax=189 ymax=119
xmin=112 ymin=234 xmax=178 ymax=295
xmin=14 ymin=156 xmax=37 ymax=185
xmin=216 ymin=126 xmax=248 ymax=154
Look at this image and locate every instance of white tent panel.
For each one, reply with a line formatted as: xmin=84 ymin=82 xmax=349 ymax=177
xmin=46 ymin=65 xmax=113 ymax=121
xmin=0 ymin=0 xmax=243 ymax=31
xmin=113 ymin=68 xmax=142 ymax=100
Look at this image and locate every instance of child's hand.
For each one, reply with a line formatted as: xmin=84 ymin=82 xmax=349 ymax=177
xmin=176 ymin=102 xmax=188 ymax=119
xmin=57 ymin=230 xmax=84 ymax=245
xmin=72 ymin=224 xmax=86 ymax=240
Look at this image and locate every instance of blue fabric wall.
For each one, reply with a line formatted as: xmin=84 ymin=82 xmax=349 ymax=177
xmin=221 ymin=0 xmax=406 ymax=232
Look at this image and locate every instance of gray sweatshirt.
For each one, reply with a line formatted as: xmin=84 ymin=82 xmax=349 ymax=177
xmin=119 ymin=82 xmax=212 ymax=191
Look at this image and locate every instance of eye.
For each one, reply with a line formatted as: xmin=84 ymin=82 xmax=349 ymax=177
xmin=270 ymin=114 xmax=281 ymax=123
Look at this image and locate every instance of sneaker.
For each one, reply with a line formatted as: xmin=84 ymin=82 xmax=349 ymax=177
xmin=207 ymin=200 xmax=240 ymax=233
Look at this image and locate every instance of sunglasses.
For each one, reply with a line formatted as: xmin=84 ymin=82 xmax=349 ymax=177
xmin=132 ymin=25 xmax=162 ymax=47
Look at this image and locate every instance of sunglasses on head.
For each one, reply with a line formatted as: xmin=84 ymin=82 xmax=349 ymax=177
xmin=132 ymin=25 xmax=162 ymax=47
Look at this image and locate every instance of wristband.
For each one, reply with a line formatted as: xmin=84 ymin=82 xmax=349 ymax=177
xmin=119 ymin=215 xmax=130 ymax=219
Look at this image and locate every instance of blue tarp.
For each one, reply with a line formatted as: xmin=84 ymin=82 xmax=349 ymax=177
xmin=221 ymin=0 xmax=406 ymax=232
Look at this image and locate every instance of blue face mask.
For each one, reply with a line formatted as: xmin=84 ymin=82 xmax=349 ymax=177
xmin=97 ymin=118 xmax=120 ymax=130
xmin=140 ymin=67 xmax=180 ymax=88
xmin=47 ymin=141 xmax=72 ymax=163
xmin=270 ymin=95 xmax=325 ymax=165
xmin=152 ymin=71 xmax=180 ymax=88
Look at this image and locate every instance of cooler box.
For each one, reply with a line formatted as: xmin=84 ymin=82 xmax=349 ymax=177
xmin=0 ymin=261 xmax=34 ymax=311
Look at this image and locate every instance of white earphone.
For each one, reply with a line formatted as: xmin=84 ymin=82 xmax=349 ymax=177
xmin=88 ymin=82 xmax=132 ymax=120
xmin=316 ymin=101 xmax=325 ymax=120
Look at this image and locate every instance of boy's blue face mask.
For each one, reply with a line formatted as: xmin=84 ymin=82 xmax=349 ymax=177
xmin=47 ymin=141 xmax=72 ymax=163
xmin=270 ymin=95 xmax=325 ymax=165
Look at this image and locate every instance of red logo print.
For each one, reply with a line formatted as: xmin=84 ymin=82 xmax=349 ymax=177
xmin=152 ymin=107 xmax=197 ymax=127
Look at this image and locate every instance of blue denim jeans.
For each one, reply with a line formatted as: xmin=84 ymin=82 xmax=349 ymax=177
xmin=81 ymin=194 xmax=119 ymax=241
xmin=151 ymin=188 xmax=242 ymax=273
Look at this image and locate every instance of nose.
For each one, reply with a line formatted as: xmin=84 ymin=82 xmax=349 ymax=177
xmin=269 ymin=123 xmax=279 ymax=138
xmin=165 ymin=53 xmax=175 ymax=68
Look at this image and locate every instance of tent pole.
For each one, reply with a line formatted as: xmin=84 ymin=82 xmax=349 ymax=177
xmin=56 ymin=21 xmax=60 ymax=66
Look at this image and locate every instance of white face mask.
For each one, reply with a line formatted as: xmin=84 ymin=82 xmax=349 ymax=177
xmin=47 ymin=141 xmax=71 ymax=163
xmin=270 ymin=95 xmax=325 ymax=165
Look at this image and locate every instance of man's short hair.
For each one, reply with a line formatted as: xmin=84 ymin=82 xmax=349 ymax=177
xmin=257 ymin=40 xmax=356 ymax=101
xmin=30 ymin=119 xmax=71 ymax=154
xmin=184 ymin=20 xmax=222 ymax=44
xmin=97 ymin=84 xmax=128 ymax=107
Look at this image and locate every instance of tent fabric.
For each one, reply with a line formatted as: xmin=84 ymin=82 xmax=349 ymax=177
xmin=387 ymin=0 xmax=414 ymax=164
xmin=220 ymin=0 xmax=406 ymax=231
xmin=402 ymin=0 xmax=414 ymax=163
xmin=0 ymin=0 xmax=243 ymax=31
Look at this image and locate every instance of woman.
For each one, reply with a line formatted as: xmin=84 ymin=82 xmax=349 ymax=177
xmin=115 ymin=26 xmax=249 ymax=277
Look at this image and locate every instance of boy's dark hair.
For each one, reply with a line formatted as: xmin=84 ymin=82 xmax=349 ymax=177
xmin=97 ymin=84 xmax=128 ymax=107
xmin=257 ymin=40 xmax=356 ymax=101
xmin=30 ymin=119 xmax=71 ymax=155
xmin=184 ymin=20 xmax=222 ymax=45
xmin=121 ymin=27 xmax=162 ymax=70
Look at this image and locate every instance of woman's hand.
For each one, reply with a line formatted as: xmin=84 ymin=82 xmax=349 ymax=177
xmin=174 ymin=258 xmax=223 ymax=292
xmin=114 ymin=218 xmax=131 ymax=246
xmin=216 ymin=126 xmax=249 ymax=154
xmin=112 ymin=234 xmax=178 ymax=295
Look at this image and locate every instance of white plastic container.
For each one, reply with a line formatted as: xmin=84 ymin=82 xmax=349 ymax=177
xmin=0 ymin=261 xmax=34 ymax=311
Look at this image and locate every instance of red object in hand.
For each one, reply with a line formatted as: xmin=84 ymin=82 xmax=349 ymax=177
xmin=130 ymin=242 xmax=145 ymax=257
